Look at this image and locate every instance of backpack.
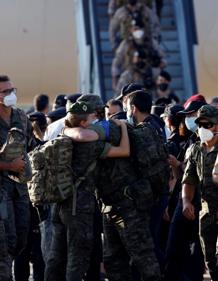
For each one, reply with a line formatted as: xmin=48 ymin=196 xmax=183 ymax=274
xmin=0 ymin=127 xmax=32 ymax=184
xmin=28 ymin=136 xmax=74 ymax=205
xmin=130 ymin=123 xmax=170 ymax=197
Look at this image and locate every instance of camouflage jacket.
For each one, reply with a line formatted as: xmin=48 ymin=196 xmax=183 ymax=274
xmin=182 ymin=142 xmax=218 ymax=212
xmin=108 ymin=0 xmax=154 ymax=16
xmin=115 ymin=67 xmax=153 ymax=94
xmin=112 ymin=37 xmax=164 ymax=77
xmin=71 ymin=140 xmax=111 ymax=213
xmin=109 ymin=3 xmax=160 ymax=49
xmin=92 ymin=121 xmax=153 ymax=210
xmin=0 ymin=108 xmax=35 ymax=192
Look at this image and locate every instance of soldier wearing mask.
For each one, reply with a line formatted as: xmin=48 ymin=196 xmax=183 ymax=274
xmin=45 ymin=101 xmax=130 ymax=281
xmin=0 ymin=75 xmax=35 ymax=280
xmin=63 ymin=94 xmax=161 ymax=281
xmin=182 ymin=105 xmax=218 ymax=281
xmin=109 ymin=0 xmax=160 ymax=50
xmin=126 ymin=90 xmax=170 ymax=271
xmin=115 ymin=49 xmax=154 ymax=94
xmin=154 ymin=70 xmax=180 ymax=104
xmin=108 ymin=0 xmax=157 ymax=19
xmin=112 ymin=16 xmax=165 ymax=90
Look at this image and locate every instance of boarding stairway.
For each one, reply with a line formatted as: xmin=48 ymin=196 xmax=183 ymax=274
xmin=76 ymin=0 xmax=198 ymax=102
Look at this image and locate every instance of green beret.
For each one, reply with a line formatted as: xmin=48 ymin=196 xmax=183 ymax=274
xmin=195 ymin=105 xmax=218 ymax=124
xmin=68 ymin=101 xmax=94 ymax=114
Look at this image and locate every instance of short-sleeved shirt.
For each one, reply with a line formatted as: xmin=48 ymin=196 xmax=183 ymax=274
xmin=182 ymin=142 xmax=218 ymax=212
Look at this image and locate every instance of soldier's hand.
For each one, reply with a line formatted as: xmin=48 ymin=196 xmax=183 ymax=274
xmin=9 ymin=158 xmax=25 ymax=173
xmin=168 ymin=154 xmax=180 ymax=168
xmin=182 ymin=200 xmax=195 ymax=220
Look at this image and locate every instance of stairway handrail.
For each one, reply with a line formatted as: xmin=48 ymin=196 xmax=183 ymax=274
xmin=88 ymin=0 xmax=106 ymax=101
xmin=174 ymin=0 xmax=198 ymax=98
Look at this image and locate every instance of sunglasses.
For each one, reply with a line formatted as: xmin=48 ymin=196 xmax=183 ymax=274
xmin=198 ymin=122 xmax=214 ymax=129
xmin=0 ymin=88 xmax=17 ymax=95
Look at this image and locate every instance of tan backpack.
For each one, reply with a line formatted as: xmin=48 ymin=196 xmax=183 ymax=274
xmin=28 ymin=136 xmax=74 ymax=205
xmin=0 ymin=127 xmax=32 ymax=184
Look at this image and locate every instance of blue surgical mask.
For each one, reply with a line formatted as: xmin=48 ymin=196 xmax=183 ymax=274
xmin=127 ymin=114 xmax=134 ymax=125
xmin=185 ymin=116 xmax=198 ymax=133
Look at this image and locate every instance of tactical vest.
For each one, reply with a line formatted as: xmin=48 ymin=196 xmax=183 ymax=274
xmin=28 ymin=136 xmax=74 ymax=205
xmin=0 ymin=127 xmax=32 ymax=184
xmin=129 ymin=123 xmax=170 ymax=197
xmin=191 ymin=142 xmax=218 ymax=211
xmin=0 ymin=108 xmax=32 ymax=184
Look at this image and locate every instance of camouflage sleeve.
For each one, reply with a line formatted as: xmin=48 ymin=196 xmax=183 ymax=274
xmin=99 ymin=142 xmax=112 ymax=159
xmin=182 ymin=144 xmax=199 ymax=186
xmin=115 ymin=70 xmax=132 ymax=94
xmin=108 ymin=0 xmax=116 ymax=16
xmin=111 ymin=40 xmax=127 ymax=76
xmin=88 ymin=124 xmax=106 ymax=140
xmin=16 ymin=108 xmax=36 ymax=151
xmin=147 ymin=7 xmax=160 ymax=40
xmin=109 ymin=10 xmax=121 ymax=49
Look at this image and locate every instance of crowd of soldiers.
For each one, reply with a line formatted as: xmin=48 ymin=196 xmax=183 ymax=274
xmin=109 ymin=0 xmax=167 ymax=98
xmin=0 ymin=73 xmax=218 ymax=281
xmin=0 ymin=2 xmax=217 ymax=280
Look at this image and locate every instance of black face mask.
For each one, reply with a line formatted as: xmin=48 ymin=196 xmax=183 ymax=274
xmin=128 ymin=0 xmax=137 ymax=6
xmin=158 ymin=83 xmax=169 ymax=92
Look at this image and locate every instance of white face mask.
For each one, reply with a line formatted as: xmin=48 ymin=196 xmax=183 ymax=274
xmin=185 ymin=116 xmax=198 ymax=133
xmin=3 ymin=91 xmax=17 ymax=107
xmin=132 ymin=29 xmax=145 ymax=40
xmin=91 ymin=119 xmax=99 ymax=124
xmin=198 ymin=127 xmax=214 ymax=144
xmin=127 ymin=113 xmax=134 ymax=125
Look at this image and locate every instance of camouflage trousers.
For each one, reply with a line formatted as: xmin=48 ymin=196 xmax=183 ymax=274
xmin=103 ymin=198 xmax=161 ymax=281
xmin=200 ymin=211 xmax=218 ymax=279
xmin=0 ymin=220 xmax=12 ymax=281
xmin=45 ymin=197 xmax=94 ymax=281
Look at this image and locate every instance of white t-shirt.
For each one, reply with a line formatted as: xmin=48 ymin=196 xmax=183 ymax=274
xmin=44 ymin=117 xmax=65 ymax=141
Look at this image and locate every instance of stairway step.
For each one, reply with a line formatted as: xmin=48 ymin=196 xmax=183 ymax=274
xmin=160 ymin=18 xmax=176 ymax=28
xmin=100 ymin=31 xmax=109 ymax=40
xmin=171 ymin=77 xmax=183 ymax=89
xmin=98 ymin=0 xmax=108 ymax=4
xmin=161 ymin=30 xmax=178 ymax=41
xmin=164 ymin=52 xmax=181 ymax=63
xmin=101 ymin=41 xmax=113 ymax=52
xmin=166 ymin=65 xmax=183 ymax=77
xmin=162 ymin=4 xmax=174 ymax=18
xmin=97 ymin=5 xmax=109 ymax=17
xmin=162 ymin=40 xmax=180 ymax=52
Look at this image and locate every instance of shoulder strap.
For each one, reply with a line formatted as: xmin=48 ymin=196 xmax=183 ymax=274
xmin=72 ymin=161 xmax=97 ymax=216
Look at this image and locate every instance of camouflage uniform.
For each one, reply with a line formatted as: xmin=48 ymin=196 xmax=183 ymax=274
xmin=182 ymin=105 xmax=218 ymax=280
xmin=93 ymin=121 xmax=161 ymax=281
xmin=112 ymin=36 xmax=164 ymax=78
xmin=109 ymin=3 xmax=160 ymax=50
xmin=45 ymin=140 xmax=111 ymax=281
xmin=45 ymin=102 xmax=112 ymax=281
xmin=115 ymin=66 xmax=153 ymax=94
xmin=0 ymin=108 xmax=33 ymax=280
xmin=108 ymin=0 xmax=155 ymax=17
xmin=0 ymin=193 xmax=11 ymax=281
